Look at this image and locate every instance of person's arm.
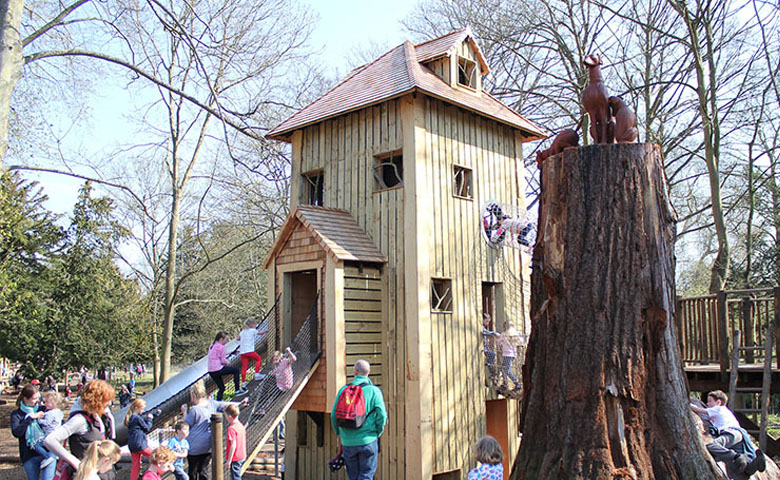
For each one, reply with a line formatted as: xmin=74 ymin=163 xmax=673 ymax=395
xmin=10 ymin=409 xmax=40 ymax=439
xmin=690 ymin=404 xmax=708 ymax=415
xmin=140 ymin=413 xmax=155 ymax=432
xmin=226 ymin=428 xmax=237 ymax=462
xmin=44 ymin=415 xmax=88 ymax=469
xmin=372 ymin=388 xmax=388 ymax=437
xmin=220 ymin=344 xmax=229 ymax=366
xmin=286 ymin=347 xmax=297 ymax=363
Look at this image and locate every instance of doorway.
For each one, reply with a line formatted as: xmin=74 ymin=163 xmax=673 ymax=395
xmin=283 ymin=269 xmax=318 ymax=346
xmin=486 ymin=399 xmax=510 ymax=479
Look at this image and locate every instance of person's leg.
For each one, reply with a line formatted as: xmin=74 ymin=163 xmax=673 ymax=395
xmin=230 ymin=460 xmax=244 ymax=480
xmin=502 ymin=356 xmax=519 ymax=385
xmin=210 ymin=371 xmax=226 ymax=400
xmin=131 ymin=451 xmax=143 ymax=480
xmin=341 ymin=445 xmax=361 ymax=480
xmin=23 ymin=457 xmax=42 ymax=480
xmin=39 ymin=454 xmax=57 ymax=480
xmin=226 ymin=365 xmax=241 ymax=391
xmin=357 ymin=440 xmax=378 ymax=480
xmin=240 ymin=354 xmax=250 ymax=383
xmin=707 ymin=431 xmax=746 ymax=470
xmin=174 ymin=465 xmax=189 ymax=480
xmin=196 ymin=453 xmax=211 ymax=480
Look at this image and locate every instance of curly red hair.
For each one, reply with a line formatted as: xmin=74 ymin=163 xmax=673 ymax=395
xmin=80 ymin=380 xmax=115 ymax=415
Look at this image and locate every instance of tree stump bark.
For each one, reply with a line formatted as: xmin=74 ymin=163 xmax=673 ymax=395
xmin=512 ymin=144 xmax=722 ymax=479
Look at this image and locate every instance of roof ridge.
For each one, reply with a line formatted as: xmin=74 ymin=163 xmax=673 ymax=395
xmin=413 ymin=26 xmax=469 ymax=49
xmin=402 ymin=40 xmax=424 ymax=87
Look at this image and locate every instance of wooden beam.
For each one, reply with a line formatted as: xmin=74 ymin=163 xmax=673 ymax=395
xmin=325 ymin=257 xmax=346 ymax=410
xmin=402 ymin=92 xmax=434 ymax=480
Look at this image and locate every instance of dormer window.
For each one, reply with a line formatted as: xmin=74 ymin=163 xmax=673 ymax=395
xmin=458 ymin=57 xmax=477 ymax=89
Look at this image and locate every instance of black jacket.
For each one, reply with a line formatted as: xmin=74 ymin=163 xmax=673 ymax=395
xmin=11 ymin=406 xmax=45 ymax=463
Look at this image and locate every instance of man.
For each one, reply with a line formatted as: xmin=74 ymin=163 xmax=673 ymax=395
xmin=690 ymin=390 xmax=765 ymax=477
xmin=331 ymin=360 xmax=387 ymax=480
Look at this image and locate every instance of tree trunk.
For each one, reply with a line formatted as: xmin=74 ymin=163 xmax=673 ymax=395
xmin=0 ymin=0 xmax=24 ymax=167
xmin=160 ymin=187 xmax=181 ymax=383
xmin=513 ymin=144 xmax=722 ymax=479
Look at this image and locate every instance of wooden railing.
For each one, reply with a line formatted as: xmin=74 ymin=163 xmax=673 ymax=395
xmin=677 ymin=287 xmax=780 ymax=378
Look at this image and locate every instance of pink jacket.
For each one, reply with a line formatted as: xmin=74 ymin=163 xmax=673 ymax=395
xmin=208 ymin=342 xmax=228 ymax=372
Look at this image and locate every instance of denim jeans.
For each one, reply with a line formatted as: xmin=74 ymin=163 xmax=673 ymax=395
xmin=173 ymin=465 xmax=189 ymax=480
xmin=230 ymin=460 xmax=245 ymax=480
xmin=23 ymin=456 xmax=56 ymax=480
xmin=342 ymin=440 xmax=378 ymax=480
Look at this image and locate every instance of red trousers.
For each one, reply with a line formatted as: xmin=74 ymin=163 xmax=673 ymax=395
xmin=130 ymin=447 xmax=152 ymax=480
xmin=240 ymin=352 xmax=262 ymax=382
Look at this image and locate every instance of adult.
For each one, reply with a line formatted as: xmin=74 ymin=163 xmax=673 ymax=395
xmin=330 ymin=360 xmax=387 ymax=480
xmin=44 ymin=380 xmax=117 ymax=480
xmin=11 ymin=385 xmax=57 ymax=480
xmin=181 ymin=380 xmax=248 ymax=480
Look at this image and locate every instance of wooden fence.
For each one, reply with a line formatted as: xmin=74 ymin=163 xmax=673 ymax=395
xmin=677 ymin=287 xmax=780 ymax=374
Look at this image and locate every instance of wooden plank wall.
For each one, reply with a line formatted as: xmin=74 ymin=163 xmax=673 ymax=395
xmin=425 ymin=57 xmax=451 ymax=85
xmin=423 ymin=96 xmax=528 ymax=477
xmin=344 ymin=264 xmax=384 ymax=385
xmin=294 ymin=99 xmax=405 ymax=480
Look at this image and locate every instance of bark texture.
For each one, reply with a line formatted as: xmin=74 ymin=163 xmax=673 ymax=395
xmin=513 ymin=144 xmax=722 ymax=479
xmin=0 ymin=0 xmax=24 ymax=166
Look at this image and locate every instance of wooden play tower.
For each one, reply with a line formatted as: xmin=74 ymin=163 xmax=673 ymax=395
xmin=264 ymin=28 xmax=544 ymax=480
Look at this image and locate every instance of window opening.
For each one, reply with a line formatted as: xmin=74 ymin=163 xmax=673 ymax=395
xmin=458 ymin=57 xmax=477 ymax=89
xmin=374 ymin=150 xmax=403 ymax=190
xmin=453 ymin=165 xmax=473 ymax=198
xmin=302 ymin=171 xmax=324 ymax=206
xmin=431 ymin=278 xmax=453 ymax=312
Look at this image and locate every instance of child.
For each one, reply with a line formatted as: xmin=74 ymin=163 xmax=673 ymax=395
xmin=119 ymin=385 xmax=132 ymax=409
xmin=497 ymin=326 xmax=520 ymax=390
xmin=208 ymin=332 xmax=245 ymax=400
xmin=272 ymin=347 xmax=297 ymax=393
xmin=127 ymin=372 xmax=136 ymax=395
xmin=237 ymin=318 xmax=268 ymax=390
xmin=167 ymin=422 xmax=190 ymax=480
xmin=141 ymin=446 xmax=176 ymax=480
xmin=481 ymin=313 xmax=499 ymax=377
xmin=32 ymin=390 xmax=64 ymax=469
xmin=467 ymin=435 xmax=504 ymax=480
xmin=224 ymin=404 xmax=246 ymax=480
xmin=126 ymin=399 xmax=155 ymax=480
xmin=73 ymin=440 xmax=121 ymax=480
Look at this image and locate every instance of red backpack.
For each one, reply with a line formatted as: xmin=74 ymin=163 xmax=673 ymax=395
xmin=334 ymin=382 xmax=370 ymax=428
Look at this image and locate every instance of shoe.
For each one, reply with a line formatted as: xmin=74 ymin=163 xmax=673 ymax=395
xmin=240 ymin=382 xmax=247 ymax=390
xmin=40 ymin=457 xmax=54 ymax=469
xmin=235 ymin=388 xmax=248 ymax=396
xmin=735 ymin=453 xmax=749 ymax=473
xmin=254 ymin=373 xmax=266 ymax=380
xmin=744 ymin=450 xmax=766 ymax=475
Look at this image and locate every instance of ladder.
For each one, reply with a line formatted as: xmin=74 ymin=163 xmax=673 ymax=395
xmin=728 ymin=327 xmax=775 ymax=450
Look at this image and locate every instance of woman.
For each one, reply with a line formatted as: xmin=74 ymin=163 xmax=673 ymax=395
xmin=11 ymin=385 xmax=57 ymax=480
xmin=181 ymin=380 xmax=247 ymax=480
xmin=44 ymin=380 xmax=117 ymax=480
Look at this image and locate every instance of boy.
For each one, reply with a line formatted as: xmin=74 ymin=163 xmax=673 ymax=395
xmin=141 ymin=446 xmax=176 ymax=480
xmin=224 ymin=404 xmax=247 ymax=480
xmin=167 ymin=422 xmax=190 ymax=480
xmin=690 ymin=390 xmax=766 ymax=476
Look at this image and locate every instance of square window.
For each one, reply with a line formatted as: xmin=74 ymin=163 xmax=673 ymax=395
xmin=431 ymin=278 xmax=453 ymax=312
xmin=302 ymin=170 xmax=324 ymax=206
xmin=374 ymin=150 xmax=403 ymax=190
xmin=453 ymin=165 xmax=473 ymax=199
xmin=458 ymin=57 xmax=477 ymax=89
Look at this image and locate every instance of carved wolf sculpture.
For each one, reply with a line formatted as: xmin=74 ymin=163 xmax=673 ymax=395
xmin=536 ymin=129 xmax=579 ymax=166
xmin=583 ymin=54 xmax=614 ymax=144
xmin=609 ymin=96 xmax=638 ymax=143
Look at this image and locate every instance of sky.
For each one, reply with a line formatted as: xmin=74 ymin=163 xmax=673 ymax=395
xmin=37 ymin=0 xmax=420 ymax=217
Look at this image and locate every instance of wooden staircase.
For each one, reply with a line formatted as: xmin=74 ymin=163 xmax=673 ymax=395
xmin=728 ymin=328 xmax=779 ymax=456
xmin=246 ymin=429 xmax=285 ymax=479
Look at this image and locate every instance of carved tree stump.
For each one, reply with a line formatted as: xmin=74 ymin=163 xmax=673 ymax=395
xmin=513 ymin=144 xmax=722 ymax=479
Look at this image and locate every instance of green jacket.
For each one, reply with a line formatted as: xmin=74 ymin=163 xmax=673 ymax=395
xmin=330 ymin=376 xmax=387 ymax=446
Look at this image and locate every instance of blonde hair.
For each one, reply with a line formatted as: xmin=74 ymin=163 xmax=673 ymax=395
xmin=80 ymin=380 xmax=115 ymax=415
xmin=125 ymin=399 xmax=147 ymax=426
xmin=41 ymin=390 xmax=60 ymax=407
xmin=149 ymin=446 xmax=176 ymax=466
xmin=272 ymin=351 xmax=283 ymax=363
xmin=245 ymin=317 xmax=258 ymax=327
xmin=473 ymin=435 xmax=503 ymax=465
xmin=74 ymin=440 xmax=120 ymax=480
xmin=190 ymin=380 xmax=207 ymax=403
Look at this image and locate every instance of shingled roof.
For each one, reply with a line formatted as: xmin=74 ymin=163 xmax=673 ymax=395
xmin=267 ymin=29 xmax=544 ymax=141
xmin=263 ymin=205 xmax=387 ymax=268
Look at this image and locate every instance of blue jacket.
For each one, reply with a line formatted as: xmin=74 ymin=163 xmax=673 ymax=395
xmin=127 ymin=413 xmax=154 ymax=452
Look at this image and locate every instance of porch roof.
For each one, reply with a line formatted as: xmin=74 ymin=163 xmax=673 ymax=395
xmin=263 ymin=205 xmax=387 ymax=268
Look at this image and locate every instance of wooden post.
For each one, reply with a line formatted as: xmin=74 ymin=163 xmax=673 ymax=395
xmin=760 ymin=323 xmax=773 ymax=451
xmin=513 ymin=144 xmax=721 ymax=479
xmin=728 ymin=330 xmax=741 ymax=406
xmin=675 ymin=296 xmax=683 ymax=355
xmin=774 ymin=287 xmax=780 ymax=371
xmin=211 ymin=413 xmax=224 ymax=480
xmin=717 ymin=289 xmax=729 ymax=383
xmin=743 ymin=297 xmax=755 ymax=363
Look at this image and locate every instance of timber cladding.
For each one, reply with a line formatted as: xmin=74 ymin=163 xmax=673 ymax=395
xmin=344 ymin=263 xmax=384 ymax=385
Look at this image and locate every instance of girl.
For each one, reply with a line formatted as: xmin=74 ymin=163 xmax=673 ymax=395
xmin=497 ymin=326 xmax=520 ymax=390
xmin=272 ymin=347 xmax=297 ymax=393
xmin=125 ymin=399 xmax=154 ymax=480
xmin=208 ymin=332 xmax=244 ymax=400
xmin=73 ymin=440 xmax=121 ymax=480
xmin=237 ymin=318 xmax=267 ymax=390
xmin=467 ymin=435 xmax=504 ymax=480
